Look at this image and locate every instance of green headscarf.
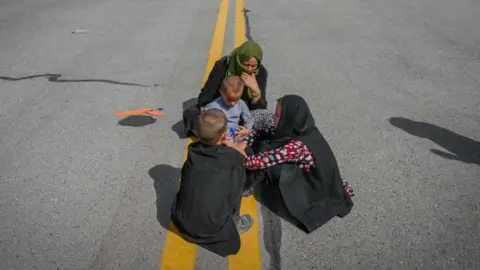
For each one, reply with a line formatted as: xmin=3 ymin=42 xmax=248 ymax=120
xmin=226 ymin=41 xmax=263 ymax=98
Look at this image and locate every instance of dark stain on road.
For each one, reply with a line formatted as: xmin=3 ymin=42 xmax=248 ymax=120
xmin=243 ymin=8 xmax=253 ymax=41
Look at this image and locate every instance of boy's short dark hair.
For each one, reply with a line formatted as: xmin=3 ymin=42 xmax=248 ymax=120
xmin=195 ymin=108 xmax=228 ymax=145
xmin=220 ymin=75 xmax=244 ymax=95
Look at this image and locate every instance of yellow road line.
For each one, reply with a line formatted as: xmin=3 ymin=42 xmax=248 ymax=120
xmin=228 ymin=0 xmax=262 ymax=269
xmin=159 ymin=0 xmax=229 ymax=269
xmin=234 ymin=0 xmax=246 ymax=50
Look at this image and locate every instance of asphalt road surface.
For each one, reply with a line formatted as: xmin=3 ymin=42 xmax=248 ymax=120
xmin=1 ymin=0 xmax=479 ymax=269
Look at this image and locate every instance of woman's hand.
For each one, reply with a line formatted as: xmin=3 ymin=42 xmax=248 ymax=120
xmin=241 ymin=73 xmax=261 ymax=101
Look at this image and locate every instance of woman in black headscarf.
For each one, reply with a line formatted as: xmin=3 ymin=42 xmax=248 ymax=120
xmin=242 ymin=94 xmax=354 ymax=233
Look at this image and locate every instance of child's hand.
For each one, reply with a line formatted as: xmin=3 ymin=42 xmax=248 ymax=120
xmin=235 ymin=127 xmax=249 ymax=140
xmin=223 ymin=139 xmax=247 ymax=157
xmin=222 ymin=139 xmax=235 ymax=148
xmin=238 ymin=149 xmax=247 ymax=158
xmin=237 ymin=141 xmax=247 ymax=151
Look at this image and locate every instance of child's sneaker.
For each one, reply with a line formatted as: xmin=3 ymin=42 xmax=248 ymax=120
xmin=233 ymin=214 xmax=253 ymax=233
xmin=242 ymin=187 xmax=254 ymax=197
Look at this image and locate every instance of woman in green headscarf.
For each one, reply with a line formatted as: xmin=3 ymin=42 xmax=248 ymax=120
xmin=226 ymin=41 xmax=263 ymax=98
xmin=182 ymin=41 xmax=269 ymax=137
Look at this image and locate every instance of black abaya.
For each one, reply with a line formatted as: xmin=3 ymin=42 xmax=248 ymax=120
xmin=256 ymin=95 xmax=354 ymax=233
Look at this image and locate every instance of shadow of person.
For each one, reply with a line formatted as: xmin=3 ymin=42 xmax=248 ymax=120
xmin=253 ymin=180 xmax=307 ymax=232
xmin=148 ymin=164 xmax=180 ymax=230
xmin=118 ymin=115 xmax=156 ymax=127
xmin=389 ymin=117 xmax=480 ymax=166
xmin=258 ymin=194 xmax=283 ymax=270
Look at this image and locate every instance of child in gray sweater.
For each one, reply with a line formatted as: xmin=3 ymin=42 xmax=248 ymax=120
xmin=204 ymin=75 xmax=253 ymax=141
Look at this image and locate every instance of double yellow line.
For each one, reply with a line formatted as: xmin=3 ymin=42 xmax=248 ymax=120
xmin=159 ymin=0 xmax=261 ymax=269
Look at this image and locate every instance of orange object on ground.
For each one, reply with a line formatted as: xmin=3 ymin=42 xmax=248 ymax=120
xmin=115 ymin=107 xmax=164 ymax=117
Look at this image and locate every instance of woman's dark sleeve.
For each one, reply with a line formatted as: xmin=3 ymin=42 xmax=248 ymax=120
xmin=197 ymin=57 xmax=227 ymax=108
xmin=249 ymin=65 xmax=268 ymax=110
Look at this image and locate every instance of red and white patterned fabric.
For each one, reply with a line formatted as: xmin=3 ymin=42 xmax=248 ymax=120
xmin=244 ymin=118 xmax=355 ymax=199
xmin=244 ymin=139 xmax=316 ymax=171
xmin=343 ymin=181 xmax=355 ymax=198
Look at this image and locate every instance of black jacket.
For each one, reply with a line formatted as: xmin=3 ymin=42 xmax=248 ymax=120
xmin=171 ymin=142 xmax=246 ymax=256
xmin=197 ymin=56 xmax=268 ymax=109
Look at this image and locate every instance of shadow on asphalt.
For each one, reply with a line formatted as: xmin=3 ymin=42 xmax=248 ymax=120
xmin=118 ymin=115 xmax=156 ymax=127
xmin=149 ymin=164 xmax=180 ymax=231
xmin=254 ymin=180 xmax=283 ymax=270
xmin=389 ymin=117 xmax=480 ymax=166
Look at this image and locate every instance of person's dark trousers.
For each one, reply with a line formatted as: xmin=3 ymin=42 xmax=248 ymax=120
xmin=243 ymin=169 xmax=266 ymax=197
xmin=182 ymin=105 xmax=201 ymax=137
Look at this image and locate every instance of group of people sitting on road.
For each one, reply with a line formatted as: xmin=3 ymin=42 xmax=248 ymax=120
xmin=171 ymin=41 xmax=355 ymax=257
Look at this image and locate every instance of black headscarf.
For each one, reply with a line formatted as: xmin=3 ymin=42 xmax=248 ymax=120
xmin=270 ymin=95 xmax=317 ymax=148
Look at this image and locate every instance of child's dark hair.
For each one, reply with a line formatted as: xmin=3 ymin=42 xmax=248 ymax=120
xmin=220 ymin=75 xmax=244 ymax=94
xmin=195 ymin=108 xmax=228 ymax=145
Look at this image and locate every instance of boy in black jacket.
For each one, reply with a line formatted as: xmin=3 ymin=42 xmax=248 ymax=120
xmin=171 ymin=108 xmax=253 ymax=257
